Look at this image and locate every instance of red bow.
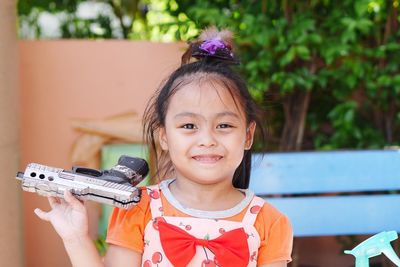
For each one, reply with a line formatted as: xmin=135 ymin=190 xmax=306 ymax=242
xmin=158 ymin=221 xmax=249 ymax=267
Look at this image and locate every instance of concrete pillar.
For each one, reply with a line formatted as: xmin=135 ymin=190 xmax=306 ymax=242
xmin=0 ymin=0 xmax=23 ymax=266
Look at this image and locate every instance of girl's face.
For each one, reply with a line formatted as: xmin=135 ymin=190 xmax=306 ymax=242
xmin=159 ymin=80 xmax=256 ymax=187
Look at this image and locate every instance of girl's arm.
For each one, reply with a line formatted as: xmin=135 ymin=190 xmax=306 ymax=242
xmin=35 ymin=190 xmax=143 ymax=267
xmin=62 ymin=235 xmax=104 ymax=267
xmin=104 ymin=245 xmax=142 ymax=267
xmin=61 ymin=236 xmax=143 ymax=267
xmin=259 ymin=261 xmax=287 ymax=267
xmin=35 ymin=190 xmax=104 ymax=266
xmin=62 ymin=235 xmax=142 ymax=267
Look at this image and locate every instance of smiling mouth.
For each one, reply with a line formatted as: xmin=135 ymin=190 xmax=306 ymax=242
xmin=192 ymin=155 xmax=223 ymax=163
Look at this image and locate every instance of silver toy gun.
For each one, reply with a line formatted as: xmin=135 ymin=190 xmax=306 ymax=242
xmin=16 ymin=155 xmax=149 ymax=209
xmin=345 ymin=231 xmax=400 ymax=267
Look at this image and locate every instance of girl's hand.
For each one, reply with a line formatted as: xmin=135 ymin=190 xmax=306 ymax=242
xmin=34 ymin=190 xmax=89 ymax=243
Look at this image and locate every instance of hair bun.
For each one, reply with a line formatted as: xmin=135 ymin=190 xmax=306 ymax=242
xmin=181 ymin=27 xmax=240 ymax=65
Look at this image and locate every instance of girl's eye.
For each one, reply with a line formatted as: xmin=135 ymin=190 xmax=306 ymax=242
xmin=217 ymin=124 xmax=233 ymax=129
xmin=182 ymin=123 xmax=196 ymax=129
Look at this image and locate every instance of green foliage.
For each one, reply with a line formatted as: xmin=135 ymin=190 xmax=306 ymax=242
xmin=161 ymin=0 xmax=400 ymax=150
xmin=18 ymin=0 xmax=87 ymax=38
xmin=18 ymin=0 xmax=83 ymax=15
xmin=17 ymin=0 xmax=198 ymax=40
xmin=17 ymin=0 xmax=400 ymax=150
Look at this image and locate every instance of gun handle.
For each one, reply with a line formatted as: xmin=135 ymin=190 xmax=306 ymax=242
xmin=383 ymin=248 xmax=400 ymax=266
xmin=355 ymin=257 xmax=369 ymax=267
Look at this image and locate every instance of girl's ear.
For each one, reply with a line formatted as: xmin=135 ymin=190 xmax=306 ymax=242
xmin=245 ymin=121 xmax=256 ymax=150
xmin=159 ymin=127 xmax=169 ymax=151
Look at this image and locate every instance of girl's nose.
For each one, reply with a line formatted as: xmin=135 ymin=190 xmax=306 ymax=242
xmin=198 ymin=128 xmax=217 ymax=147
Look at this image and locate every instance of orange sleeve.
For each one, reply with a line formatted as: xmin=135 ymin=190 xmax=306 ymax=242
xmin=106 ymin=188 xmax=152 ymax=253
xmin=255 ymin=202 xmax=293 ymax=265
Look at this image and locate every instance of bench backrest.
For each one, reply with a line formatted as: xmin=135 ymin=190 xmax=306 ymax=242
xmin=249 ymin=150 xmax=400 ymax=237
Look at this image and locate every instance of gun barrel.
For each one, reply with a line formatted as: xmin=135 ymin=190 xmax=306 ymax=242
xmin=16 ymin=163 xmax=142 ymax=209
xmin=16 ymin=172 xmax=24 ymax=180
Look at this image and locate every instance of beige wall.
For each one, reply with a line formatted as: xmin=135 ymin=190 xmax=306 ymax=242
xmin=0 ymin=0 xmax=23 ymax=266
xmin=19 ymin=40 xmax=184 ymax=267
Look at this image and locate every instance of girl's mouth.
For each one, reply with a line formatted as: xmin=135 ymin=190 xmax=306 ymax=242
xmin=192 ymin=155 xmax=223 ymax=163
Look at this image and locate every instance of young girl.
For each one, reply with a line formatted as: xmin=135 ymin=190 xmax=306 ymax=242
xmin=34 ymin=27 xmax=293 ymax=267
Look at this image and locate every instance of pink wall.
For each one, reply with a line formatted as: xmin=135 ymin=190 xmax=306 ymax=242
xmin=19 ymin=40 xmax=184 ymax=267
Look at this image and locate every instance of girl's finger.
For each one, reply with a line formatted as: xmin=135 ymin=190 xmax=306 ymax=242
xmin=34 ymin=208 xmax=50 ymax=221
xmin=48 ymin=196 xmax=59 ymax=208
xmin=64 ymin=190 xmax=83 ymax=209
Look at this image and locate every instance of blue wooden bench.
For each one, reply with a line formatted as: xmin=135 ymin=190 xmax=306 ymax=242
xmin=249 ymin=150 xmax=400 ymax=237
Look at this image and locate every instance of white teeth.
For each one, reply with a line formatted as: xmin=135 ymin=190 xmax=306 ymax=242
xmin=193 ymin=155 xmax=222 ymax=163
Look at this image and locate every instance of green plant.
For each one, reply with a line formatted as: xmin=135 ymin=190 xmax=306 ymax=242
xmin=162 ymin=0 xmax=400 ymax=151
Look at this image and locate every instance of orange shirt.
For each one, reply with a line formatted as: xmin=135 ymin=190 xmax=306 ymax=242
xmin=107 ymin=187 xmax=293 ymax=265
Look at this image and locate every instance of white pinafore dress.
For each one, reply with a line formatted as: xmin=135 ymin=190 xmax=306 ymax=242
xmin=141 ymin=180 xmax=265 ymax=267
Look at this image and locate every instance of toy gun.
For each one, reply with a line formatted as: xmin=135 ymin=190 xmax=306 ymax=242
xmin=344 ymin=231 xmax=400 ymax=267
xmin=16 ymin=155 xmax=149 ymax=209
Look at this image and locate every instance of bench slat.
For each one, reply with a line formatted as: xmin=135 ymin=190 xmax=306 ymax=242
xmin=251 ymin=150 xmax=400 ymax=195
xmin=263 ymin=194 xmax=400 ymax=236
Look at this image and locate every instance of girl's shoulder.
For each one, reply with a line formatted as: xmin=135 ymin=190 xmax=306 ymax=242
xmin=254 ymin=199 xmax=293 ymax=265
xmin=258 ymin=199 xmax=287 ymax=219
xmin=134 ymin=186 xmax=153 ymax=213
xmin=106 ymin=187 xmax=152 ymax=252
xmin=108 ymin=187 xmax=151 ymax=223
xmin=254 ymin=198 xmax=292 ymax=234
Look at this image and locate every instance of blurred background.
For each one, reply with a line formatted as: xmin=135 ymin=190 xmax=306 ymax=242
xmin=1 ymin=0 xmax=399 ymax=266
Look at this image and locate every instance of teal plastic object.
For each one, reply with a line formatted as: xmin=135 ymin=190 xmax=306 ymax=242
xmin=344 ymin=231 xmax=400 ymax=267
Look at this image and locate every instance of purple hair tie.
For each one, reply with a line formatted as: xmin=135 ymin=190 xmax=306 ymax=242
xmin=199 ymin=38 xmax=226 ymax=55
xmin=188 ymin=36 xmax=239 ymax=65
